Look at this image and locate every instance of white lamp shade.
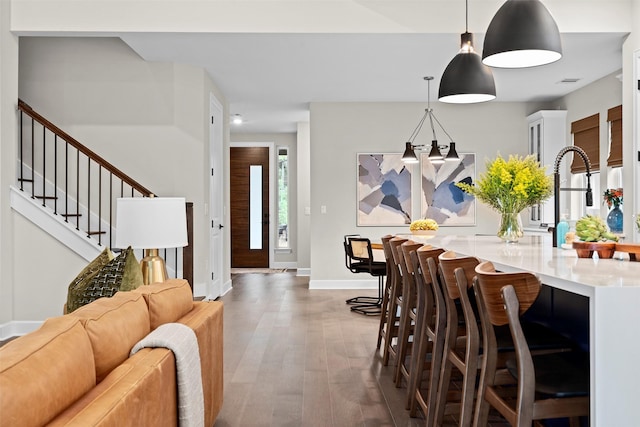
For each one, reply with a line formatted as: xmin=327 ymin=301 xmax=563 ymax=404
xmin=115 ymin=197 xmax=188 ymax=249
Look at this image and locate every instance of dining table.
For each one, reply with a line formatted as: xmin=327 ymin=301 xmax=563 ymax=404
xmin=400 ymin=233 xmax=640 ymax=426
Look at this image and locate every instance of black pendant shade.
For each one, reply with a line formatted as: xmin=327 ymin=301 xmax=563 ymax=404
xmin=402 ymin=142 xmax=419 ymax=163
xmin=445 ymin=142 xmax=459 ymax=161
xmin=439 ymin=32 xmax=496 ymax=104
xmin=482 ymin=0 xmax=562 ymax=68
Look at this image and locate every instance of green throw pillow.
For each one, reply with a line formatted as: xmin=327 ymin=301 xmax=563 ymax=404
xmin=66 ymin=247 xmax=114 ymax=313
xmin=70 ymin=247 xmax=143 ymax=312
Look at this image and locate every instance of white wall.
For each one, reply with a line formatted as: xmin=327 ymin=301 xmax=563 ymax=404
xmin=0 ymin=0 xmax=19 ymax=324
xmin=296 ymin=122 xmax=311 ymax=274
xmin=13 ymin=37 xmax=227 ymax=319
xmin=308 ymin=101 xmax=529 ymax=284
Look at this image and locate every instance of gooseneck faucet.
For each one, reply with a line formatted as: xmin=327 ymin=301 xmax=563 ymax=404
xmin=552 ymin=146 xmax=593 ymax=247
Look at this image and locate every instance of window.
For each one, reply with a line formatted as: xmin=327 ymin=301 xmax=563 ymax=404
xmin=277 ymin=147 xmax=289 ymax=248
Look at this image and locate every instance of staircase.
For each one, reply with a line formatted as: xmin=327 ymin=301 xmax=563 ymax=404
xmin=12 ymin=100 xmax=192 ymax=282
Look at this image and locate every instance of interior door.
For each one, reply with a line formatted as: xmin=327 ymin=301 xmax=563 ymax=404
xmin=230 ymin=146 xmax=270 ymax=267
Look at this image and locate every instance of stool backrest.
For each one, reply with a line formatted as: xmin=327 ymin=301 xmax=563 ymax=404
xmin=438 ymin=250 xmax=480 ymax=301
xmin=474 ymin=261 xmax=541 ymax=326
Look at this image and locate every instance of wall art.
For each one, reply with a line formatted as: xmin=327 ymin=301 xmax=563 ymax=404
xmin=420 ymin=153 xmax=476 ymax=226
xmin=357 ymin=153 xmax=412 ymax=226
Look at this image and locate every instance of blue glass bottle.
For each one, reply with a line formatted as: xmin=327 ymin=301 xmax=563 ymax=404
xmin=556 ymin=214 xmax=570 ymax=247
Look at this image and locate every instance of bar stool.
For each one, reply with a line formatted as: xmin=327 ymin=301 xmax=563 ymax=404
xmin=392 ymin=240 xmax=423 ymax=385
xmin=406 ymin=245 xmax=445 ymax=423
xmin=376 ymin=235 xmax=395 ymax=350
xmin=382 ymin=236 xmax=408 ymax=366
xmin=433 ymin=251 xmax=482 ymax=427
xmin=473 ymin=261 xmax=590 ymax=427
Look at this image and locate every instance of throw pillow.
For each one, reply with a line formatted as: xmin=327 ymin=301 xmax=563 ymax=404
xmin=66 ymin=247 xmax=114 ymax=313
xmin=72 ymin=247 xmax=144 ymax=311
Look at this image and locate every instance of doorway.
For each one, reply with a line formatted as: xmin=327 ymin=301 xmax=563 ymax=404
xmin=230 ymin=145 xmax=272 ymax=267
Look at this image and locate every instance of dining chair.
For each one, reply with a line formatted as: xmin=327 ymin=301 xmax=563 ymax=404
xmin=343 ymin=235 xmax=386 ymax=315
xmin=472 ymin=261 xmax=590 ymax=427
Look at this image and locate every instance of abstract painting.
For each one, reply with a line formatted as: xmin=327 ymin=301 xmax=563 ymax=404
xmin=357 ymin=153 xmax=412 ymax=226
xmin=420 ymin=153 xmax=476 ymax=226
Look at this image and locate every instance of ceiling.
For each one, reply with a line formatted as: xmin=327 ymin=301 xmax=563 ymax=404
xmin=121 ymin=31 xmax=626 ymax=134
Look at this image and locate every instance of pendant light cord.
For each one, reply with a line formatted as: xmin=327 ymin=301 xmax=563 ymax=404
xmin=465 ymin=0 xmax=468 ymax=33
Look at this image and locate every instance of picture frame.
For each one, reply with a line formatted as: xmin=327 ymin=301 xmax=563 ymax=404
xmin=420 ymin=152 xmax=476 ymax=226
xmin=357 ymin=153 xmax=412 ymax=226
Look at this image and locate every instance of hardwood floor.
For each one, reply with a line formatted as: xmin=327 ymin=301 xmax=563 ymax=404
xmin=214 ymin=271 xmax=508 ymax=427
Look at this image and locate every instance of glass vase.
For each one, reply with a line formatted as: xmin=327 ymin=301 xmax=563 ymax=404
xmin=497 ymin=211 xmax=524 ymax=243
xmin=606 ymin=206 xmax=623 ymax=233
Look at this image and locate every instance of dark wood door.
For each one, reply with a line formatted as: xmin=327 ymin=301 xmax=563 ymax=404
xmin=230 ymin=146 xmax=270 ymax=267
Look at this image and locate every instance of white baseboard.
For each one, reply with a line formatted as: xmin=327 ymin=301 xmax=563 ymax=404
xmin=296 ymin=268 xmax=311 ymax=277
xmin=220 ymin=280 xmax=232 ymax=298
xmin=308 ymin=279 xmax=378 ymax=290
xmin=272 ymin=261 xmax=297 ymax=269
xmin=0 ymin=320 xmax=43 ymax=341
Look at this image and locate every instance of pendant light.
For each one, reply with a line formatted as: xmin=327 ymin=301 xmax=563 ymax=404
xmin=402 ymin=142 xmax=419 ymax=164
xmin=482 ymin=0 xmax=562 ymax=68
xmin=438 ymin=0 xmax=496 ymax=103
xmin=402 ymin=77 xmax=459 ymax=164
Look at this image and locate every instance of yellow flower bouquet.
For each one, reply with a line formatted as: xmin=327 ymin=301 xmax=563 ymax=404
xmin=456 ymin=154 xmax=553 ymax=242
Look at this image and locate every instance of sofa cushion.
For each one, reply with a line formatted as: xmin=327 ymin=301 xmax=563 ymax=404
xmin=48 ymin=348 xmax=177 ymax=427
xmin=0 ymin=316 xmax=96 ymax=427
xmin=134 ymin=279 xmax=194 ymax=329
xmin=70 ymin=291 xmax=150 ymax=382
xmin=66 ymin=247 xmax=114 ymax=313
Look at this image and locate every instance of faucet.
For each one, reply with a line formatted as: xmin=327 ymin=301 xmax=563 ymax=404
xmin=552 ymin=146 xmax=593 ymax=247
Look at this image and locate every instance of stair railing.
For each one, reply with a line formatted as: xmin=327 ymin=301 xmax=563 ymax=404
xmin=16 ymin=99 xmax=193 ymax=286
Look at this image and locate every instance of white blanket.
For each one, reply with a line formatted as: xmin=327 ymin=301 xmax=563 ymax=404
xmin=131 ymin=323 xmax=204 ymax=427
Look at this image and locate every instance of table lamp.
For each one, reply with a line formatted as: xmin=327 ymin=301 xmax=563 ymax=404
xmin=115 ymin=197 xmax=188 ymax=285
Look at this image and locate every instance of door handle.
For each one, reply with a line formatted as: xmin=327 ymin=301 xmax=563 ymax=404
xmin=218 ymin=224 xmax=224 ymax=229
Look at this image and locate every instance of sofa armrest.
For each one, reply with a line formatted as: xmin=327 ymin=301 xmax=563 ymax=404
xmin=178 ymin=301 xmax=223 ymax=427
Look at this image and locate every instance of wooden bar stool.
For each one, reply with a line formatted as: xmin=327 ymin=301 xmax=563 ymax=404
xmin=382 ymin=236 xmax=408 ymax=366
xmin=376 ymin=234 xmax=395 ymax=350
xmin=392 ymin=240 xmax=423 ymax=385
xmin=473 ymin=261 xmax=590 ymax=427
xmin=406 ymin=246 xmax=445 ymax=424
xmin=435 ymin=251 xmax=483 ymax=427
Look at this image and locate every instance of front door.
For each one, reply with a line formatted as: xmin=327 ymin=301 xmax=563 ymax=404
xmin=230 ymin=146 xmax=270 ymax=267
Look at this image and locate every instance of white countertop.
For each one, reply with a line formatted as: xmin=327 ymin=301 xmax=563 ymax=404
xmin=401 ymin=234 xmax=640 ymax=296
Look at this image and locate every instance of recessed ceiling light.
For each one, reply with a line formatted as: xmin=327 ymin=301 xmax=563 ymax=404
xmin=558 ymin=78 xmax=581 ymax=84
xmin=232 ymin=114 xmax=243 ymax=125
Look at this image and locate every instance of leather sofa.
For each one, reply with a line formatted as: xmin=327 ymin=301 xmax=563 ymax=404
xmin=0 ymin=279 xmax=223 ymax=427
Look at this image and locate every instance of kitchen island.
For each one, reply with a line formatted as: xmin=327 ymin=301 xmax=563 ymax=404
xmin=403 ymin=234 xmax=640 ymax=426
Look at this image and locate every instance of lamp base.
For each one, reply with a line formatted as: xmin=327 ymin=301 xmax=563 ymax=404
xmin=140 ymin=249 xmax=168 ymax=285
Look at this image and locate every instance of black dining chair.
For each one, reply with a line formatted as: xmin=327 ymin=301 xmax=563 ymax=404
xmin=343 ymin=235 xmax=387 ymax=315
